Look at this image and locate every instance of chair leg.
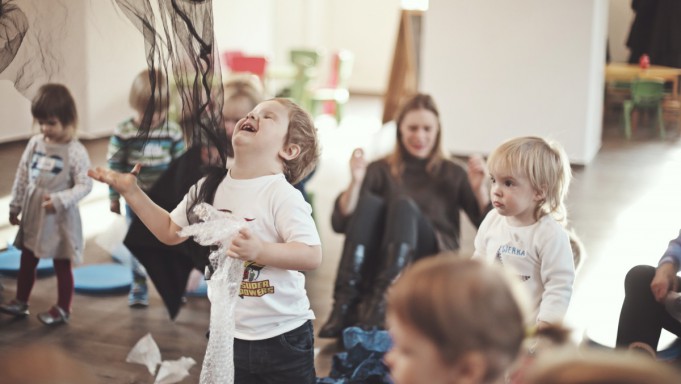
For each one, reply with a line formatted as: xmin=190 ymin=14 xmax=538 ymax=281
xmin=623 ymin=101 xmax=633 ymax=139
xmin=335 ymin=102 xmax=346 ymax=123
xmin=657 ymin=105 xmax=666 ymax=139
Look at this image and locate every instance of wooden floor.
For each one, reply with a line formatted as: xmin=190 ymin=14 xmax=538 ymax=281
xmin=1 ymin=96 xmax=681 ymax=382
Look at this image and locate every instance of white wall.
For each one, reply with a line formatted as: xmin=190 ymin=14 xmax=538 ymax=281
xmin=422 ymin=0 xmax=608 ymax=165
xmin=269 ymin=0 xmax=400 ymax=94
xmin=213 ymin=0 xmax=274 ymax=58
xmin=0 ymin=0 xmax=148 ymax=142
xmin=272 ymin=0 xmax=326 ymax=66
xmin=324 ymin=0 xmax=401 ymax=94
xmin=83 ymin=1 xmax=146 ymax=138
xmin=0 ymin=0 xmax=88 ymax=142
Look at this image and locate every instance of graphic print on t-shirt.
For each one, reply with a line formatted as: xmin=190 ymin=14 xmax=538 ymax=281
xmin=495 ymin=243 xmax=531 ymax=282
xmin=30 ymin=151 xmax=63 ymax=180
xmin=239 ymin=261 xmax=275 ymax=298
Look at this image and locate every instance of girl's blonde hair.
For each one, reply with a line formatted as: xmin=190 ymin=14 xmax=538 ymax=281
xmin=31 ymin=83 xmax=78 ymax=132
xmin=487 ymin=136 xmax=571 ymax=223
xmin=129 ymin=69 xmax=169 ymax=114
xmin=387 ymin=93 xmax=446 ymax=180
xmin=387 ymin=254 xmax=526 ymax=384
xmin=273 ymin=98 xmax=319 ymax=185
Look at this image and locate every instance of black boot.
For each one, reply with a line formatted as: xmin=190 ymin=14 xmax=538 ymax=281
xmin=357 ymin=242 xmax=412 ymax=330
xmin=318 ymin=243 xmax=366 ymax=338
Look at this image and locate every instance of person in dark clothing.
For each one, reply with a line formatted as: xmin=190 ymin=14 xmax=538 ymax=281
xmin=626 ymin=0 xmax=681 ymax=68
xmin=123 ymin=142 xmax=219 ymax=319
xmin=318 ymin=93 xmax=490 ymax=337
xmin=616 ymin=230 xmax=681 ymax=357
xmin=626 ymin=0 xmax=659 ymax=64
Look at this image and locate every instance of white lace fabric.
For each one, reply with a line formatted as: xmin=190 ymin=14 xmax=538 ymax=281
xmin=178 ymin=203 xmax=247 ymax=384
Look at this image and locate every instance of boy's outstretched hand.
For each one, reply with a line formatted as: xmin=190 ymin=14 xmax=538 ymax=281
xmin=87 ymin=164 xmax=141 ymax=196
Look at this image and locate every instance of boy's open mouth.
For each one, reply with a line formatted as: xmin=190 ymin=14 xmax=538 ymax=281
xmin=241 ymin=123 xmax=257 ymax=133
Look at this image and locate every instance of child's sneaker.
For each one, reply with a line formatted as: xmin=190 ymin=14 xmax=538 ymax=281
xmin=0 ymin=299 xmax=29 ymax=317
xmin=128 ymin=281 xmax=149 ymax=307
xmin=37 ymin=305 xmax=69 ymax=325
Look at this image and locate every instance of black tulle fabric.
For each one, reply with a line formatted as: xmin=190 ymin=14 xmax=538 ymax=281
xmin=114 ymin=0 xmax=226 ymax=159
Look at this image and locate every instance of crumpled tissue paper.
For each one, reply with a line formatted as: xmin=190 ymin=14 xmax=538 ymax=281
xmin=155 ymin=357 xmax=197 ymax=384
xmin=126 ymin=333 xmax=196 ymax=383
xmin=126 ymin=333 xmax=162 ymax=375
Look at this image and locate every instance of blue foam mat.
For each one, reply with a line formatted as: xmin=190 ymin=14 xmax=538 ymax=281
xmin=0 ymin=244 xmax=55 ymax=277
xmin=185 ymin=278 xmax=207 ymax=297
xmin=73 ymin=263 xmax=132 ymax=294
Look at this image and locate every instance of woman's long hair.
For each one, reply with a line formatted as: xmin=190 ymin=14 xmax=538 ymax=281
xmin=386 ymin=93 xmax=446 ymax=181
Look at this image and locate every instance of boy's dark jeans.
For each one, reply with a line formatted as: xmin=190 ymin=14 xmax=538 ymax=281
xmin=234 ymin=320 xmax=316 ymax=383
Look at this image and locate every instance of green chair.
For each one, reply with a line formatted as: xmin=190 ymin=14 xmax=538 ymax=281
xmin=623 ymin=78 xmax=666 ymax=139
xmin=308 ymin=49 xmax=354 ymax=123
xmin=289 ymin=49 xmax=323 ymax=105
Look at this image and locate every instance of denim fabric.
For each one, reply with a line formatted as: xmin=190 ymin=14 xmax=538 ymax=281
xmin=317 ymin=327 xmax=393 ymax=384
xmin=235 ymin=320 xmax=316 ymax=384
xmin=124 ymin=204 xmax=147 ymax=280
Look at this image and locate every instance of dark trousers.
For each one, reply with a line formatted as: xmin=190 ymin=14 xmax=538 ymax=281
xmin=125 ymin=204 xmax=148 ymax=281
xmin=616 ymin=265 xmax=681 ymax=349
xmin=234 ymin=320 xmax=316 ymax=384
xmin=344 ymin=193 xmax=438 ymax=273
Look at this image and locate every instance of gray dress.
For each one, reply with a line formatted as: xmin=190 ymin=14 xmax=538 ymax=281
xmin=10 ymin=135 xmax=93 ymax=263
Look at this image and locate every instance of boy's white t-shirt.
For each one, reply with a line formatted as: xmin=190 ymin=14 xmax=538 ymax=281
xmin=170 ymin=171 xmax=320 ymax=340
xmin=473 ymin=209 xmax=575 ymax=325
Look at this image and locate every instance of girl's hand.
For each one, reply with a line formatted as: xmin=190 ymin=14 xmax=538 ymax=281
xmin=651 ymin=263 xmax=678 ymax=302
xmin=9 ymin=212 xmax=20 ymax=226
xmin=42 ymin=195 xmax=56 ymax=213
xmin=227 ymin=227 xmax=263 ymax=262
xmin=349 ymin=148 xmax=367 ymax=184
xmin=88 ymin=164 xmax=141 ymax=196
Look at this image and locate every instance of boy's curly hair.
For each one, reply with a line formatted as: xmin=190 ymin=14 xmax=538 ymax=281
xmin=273 ymin=98 xmax=319 ymax=185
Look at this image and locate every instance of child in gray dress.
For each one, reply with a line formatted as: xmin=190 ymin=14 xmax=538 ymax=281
xmin=0 ymin=83 xmax=92 ymax=325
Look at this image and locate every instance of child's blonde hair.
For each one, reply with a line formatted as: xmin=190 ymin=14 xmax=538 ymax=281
xmin=223 ymin=74 xmax=264 ymax=107
xmin=31 ymin=83 xmax=78 ymax=131
xmin=273 ymin=98 xmax=319 ymax=185
xmin=487 ymin=136 xmax=571 ymax=224
xmin=129 ymin=69 xmax=169 ymax=114
xmin=387 ymin=254 xmax=526 ymax=383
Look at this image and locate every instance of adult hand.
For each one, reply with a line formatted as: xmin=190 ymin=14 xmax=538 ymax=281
xmin=41 ymin=195 xmax=56 ymax=213
xmin=651 ymin=262 xmax=678 ymax=302
xmin=467 ymin=154 xmax=488 ymax=192
xmin=338 ymin=148 xmax=368 ymax=217
xmin=9 ymin=212 xmax=20 ymax=226
xmin=349 ymin=148 xmax=367 ymax=185
xmin=467 ymin=154 xmax=490 ymax=211
xmin=88 ymin=164 xmax=141 ymax=197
